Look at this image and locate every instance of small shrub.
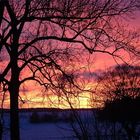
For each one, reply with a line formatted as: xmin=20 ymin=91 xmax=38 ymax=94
xmin=29 ymin=112 xmax=59 ymax=123
xmin=29 ymin=112 xmax=40 ymax=123
xmin=41 ymin=113 xmax=58 ymax=122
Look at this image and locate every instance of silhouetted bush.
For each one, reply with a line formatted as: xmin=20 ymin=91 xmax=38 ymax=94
xmin=98 ymin=96 xmax=140 ymax=122
xmin=29 ymin=112 xmax=40 ymax=123
xmin=29 ymin=112 xmax=59 ymax=123
xmin=29 ymin=111 xmax=76 ymax=123
xmin=98 ymin=97 xmax=140 ymax=140
xmin=41 ymin=113 xmax=59 ymax=122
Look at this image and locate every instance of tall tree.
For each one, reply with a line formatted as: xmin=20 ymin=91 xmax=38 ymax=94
xmin=0 ymin=0 xmax=139 ymax=139
xmin=97 ymin=64 xmax=140 ymax=101
xmin=96 ymin=64 xmax=140 ymax=140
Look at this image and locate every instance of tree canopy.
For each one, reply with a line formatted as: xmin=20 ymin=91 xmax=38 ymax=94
xmin=0 ymin=0 xmax=140 ymax=140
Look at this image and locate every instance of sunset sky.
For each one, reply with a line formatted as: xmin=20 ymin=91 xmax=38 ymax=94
xmin=1 ymin=4 xmax=140 ymax=109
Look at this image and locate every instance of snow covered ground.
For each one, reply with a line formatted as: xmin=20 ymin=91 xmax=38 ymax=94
xmin=2 ymin=111 xmax=77 ymax=140
xmin=2 ymin=109 xmax=137 ymax=140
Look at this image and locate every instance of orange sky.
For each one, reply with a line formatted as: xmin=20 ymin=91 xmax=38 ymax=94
xmin=1 ymin=11 xmax=140 ymax=109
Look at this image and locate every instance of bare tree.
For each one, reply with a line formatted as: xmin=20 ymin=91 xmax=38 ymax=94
xmin=96 ymin=64 xmax=140 ymax=140
xmin=97 ymin=64 xmax=140 ymax=101
xmin=0 ymin=0 xmax=140 ymax=140
xmin=54 ymin=75 xmax=93 ymax=139
xmin=0 ymin=84 xmax=5 ymax=140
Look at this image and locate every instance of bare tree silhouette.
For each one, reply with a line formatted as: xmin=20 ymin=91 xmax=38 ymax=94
xmin=97 ymin=65 xmax=140 ymax=140
xmin=0 ymin=0 xmax=140 ymax=139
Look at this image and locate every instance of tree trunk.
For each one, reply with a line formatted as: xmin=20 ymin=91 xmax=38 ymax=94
xmin=9 ymin=86 xmax=20 ymax=140
xmin=9 ymin=52 xmax=20 ymax=140
xmin=0 ymin=120 xmax=3 ymax=140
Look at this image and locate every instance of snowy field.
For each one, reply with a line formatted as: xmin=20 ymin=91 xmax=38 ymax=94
xmin=2 ymin=109 xmax=97 ymax=140
xmin=2 ymin=109 xmax=138 ymax=140
xmin=2 ymin=111 xmax=78 ymax=140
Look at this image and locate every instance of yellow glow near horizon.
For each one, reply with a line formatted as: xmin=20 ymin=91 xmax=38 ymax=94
xmin=0 ymin=82 xmax=102 ymax=109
